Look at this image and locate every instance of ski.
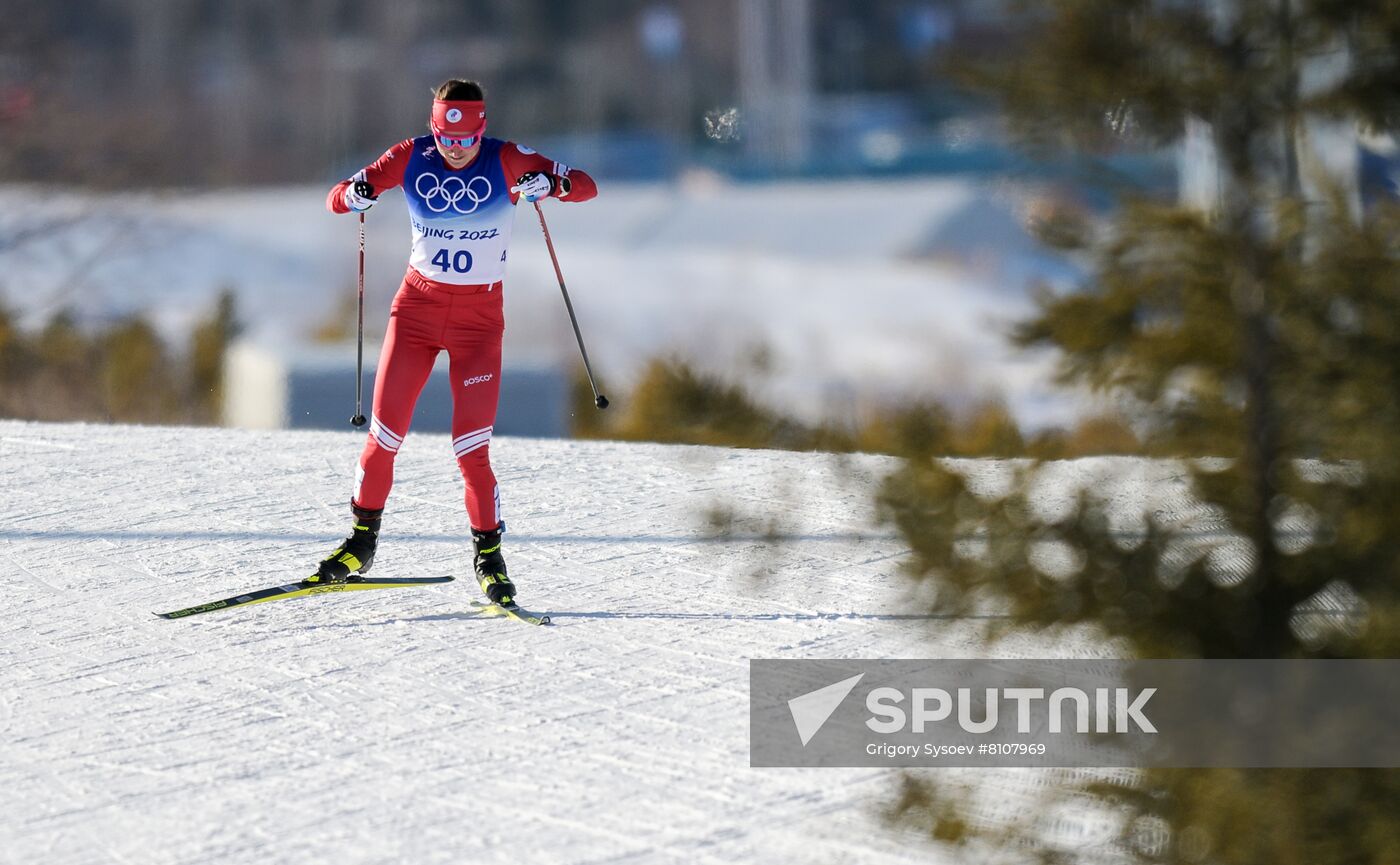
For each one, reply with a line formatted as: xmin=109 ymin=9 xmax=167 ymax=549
xmin=155 ymin=576 xmax=455 ymax=620
xmin=470 ymin=600 xmax=552 ymax=626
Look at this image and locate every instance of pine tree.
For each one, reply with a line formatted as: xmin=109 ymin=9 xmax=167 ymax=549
xmin=0 ymin=298 xmax=16 ymax=384
xmin=101 ymin=317 xmax=175 ymax=422
xmin=24 ymin=309 xmax=99 ymax=420
xmin=188 ymin=289 xmax=241 ymax=423
xmin=879 ymin=1 xmax=1400 ymax=861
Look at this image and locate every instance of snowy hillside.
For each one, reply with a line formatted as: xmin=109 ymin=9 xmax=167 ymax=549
xmin=0 ymin=180 xmax=1086 ymax=428
xmin=0 ymin=421 xmax=1173 ymax=864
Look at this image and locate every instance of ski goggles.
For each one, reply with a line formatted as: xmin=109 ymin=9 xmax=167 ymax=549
xmin=436 ymin=134 xmax=478 ymax=150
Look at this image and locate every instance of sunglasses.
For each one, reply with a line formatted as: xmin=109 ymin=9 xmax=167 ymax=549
xmin=437 ymin=135 xmax=478 ymax=149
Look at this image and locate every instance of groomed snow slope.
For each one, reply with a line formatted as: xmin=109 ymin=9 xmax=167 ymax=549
xmin=0 ymin=421 xmax=1166 ymax=864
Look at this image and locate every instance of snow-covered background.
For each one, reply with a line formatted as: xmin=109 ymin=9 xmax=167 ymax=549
xmin=0 ymin=178 xmax=1086 ymax=429
xmin=0 ymin=420 xmax=1192 ymax=864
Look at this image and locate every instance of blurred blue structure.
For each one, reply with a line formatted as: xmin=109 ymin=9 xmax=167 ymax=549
xmin=223 ymin=342 xmax=568 ymax=438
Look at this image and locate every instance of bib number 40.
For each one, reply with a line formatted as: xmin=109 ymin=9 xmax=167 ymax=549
xmin=431 ymin=248 xmax=473 ymax=274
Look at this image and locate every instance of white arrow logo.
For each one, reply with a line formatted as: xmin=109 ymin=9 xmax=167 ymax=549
xmin=788 ymin=673 xmax=864 ymax=746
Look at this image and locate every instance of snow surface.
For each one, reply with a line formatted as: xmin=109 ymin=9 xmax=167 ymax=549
xmin=0 ymin=421 xmax=1185 ymax=864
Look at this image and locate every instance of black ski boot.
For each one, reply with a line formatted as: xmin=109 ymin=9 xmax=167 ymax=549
xmin=472 ymin=524 xmax=517 ymax=605
xmin=307 ymin=503 xmax=383 ymax=585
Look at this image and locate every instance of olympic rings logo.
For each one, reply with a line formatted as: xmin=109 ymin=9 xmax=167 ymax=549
xmin=415 ymin=173 xmax=493 ymax=214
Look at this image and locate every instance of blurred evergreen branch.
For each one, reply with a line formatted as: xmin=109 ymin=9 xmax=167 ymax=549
xmin=884 ymin=0 xmax=1400 ymax=862
xmin=570 ymin=356 xmax=1142 ymax=459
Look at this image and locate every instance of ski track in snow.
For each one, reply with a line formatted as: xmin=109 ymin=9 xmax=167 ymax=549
xmin=0 ymin=421 xmax=1195 ymax=864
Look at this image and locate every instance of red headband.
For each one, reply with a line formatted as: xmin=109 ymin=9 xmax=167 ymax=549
xmin=431 ymin=100 xmax=486 ymax=138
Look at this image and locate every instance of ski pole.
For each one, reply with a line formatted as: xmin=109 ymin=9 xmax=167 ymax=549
xmin=350 ymin=212 xmax=368 ymax=427
xmin=532 ymin=200 xmax=609 ymax=410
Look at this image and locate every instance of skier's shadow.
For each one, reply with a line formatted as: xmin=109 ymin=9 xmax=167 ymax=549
xmin=543 ymin=611 xmax=988 ymax=622
xmin=387 ymin=610 xmax=999 ymax=624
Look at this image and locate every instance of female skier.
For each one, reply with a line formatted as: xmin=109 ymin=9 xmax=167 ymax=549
xmin=309 ymin=78 xmax=598 ymax=608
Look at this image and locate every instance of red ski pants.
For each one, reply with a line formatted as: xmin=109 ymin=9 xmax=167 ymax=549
xmin=353 ymin=270 xmax=504 ymax=531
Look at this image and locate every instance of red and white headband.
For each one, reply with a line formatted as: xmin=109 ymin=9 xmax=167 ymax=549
xmin=431 ymin=100 xmax=486 ymax=139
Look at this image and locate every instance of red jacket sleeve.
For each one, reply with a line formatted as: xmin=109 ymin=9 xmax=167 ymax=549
xmin=326 ymin=139 xmax=416 ymax=213
xmin=499 ymin=142 xmax=598 ymax=204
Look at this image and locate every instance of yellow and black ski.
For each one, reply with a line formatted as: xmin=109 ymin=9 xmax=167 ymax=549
xmin=156 ymin=576 xmax=454 ymax=620
xmin=470 ymin=600 xmax=551 ymax=626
